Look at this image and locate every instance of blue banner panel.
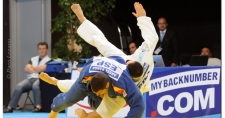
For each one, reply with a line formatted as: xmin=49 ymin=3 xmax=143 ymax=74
xmin=146 ymin=67 xmax=221 ymax=118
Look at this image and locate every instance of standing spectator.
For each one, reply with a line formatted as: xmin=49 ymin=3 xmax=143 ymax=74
xmin=154 ymin=17 xmax=179 ymax=67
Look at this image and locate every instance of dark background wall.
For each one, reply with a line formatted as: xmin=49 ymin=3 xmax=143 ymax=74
xmin=111 ymin=0 xmax=221 ymax=58
xmin=3 ymin=0 xmax=11 ymax=105
xmin=51 ymin=0 xmax=221 ymax=59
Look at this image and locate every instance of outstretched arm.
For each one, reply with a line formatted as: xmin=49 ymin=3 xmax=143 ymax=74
xmin=124 ymin=81 xmax=145 ymax=118
xmin=132 ymin=2 xmax=158 ymax=54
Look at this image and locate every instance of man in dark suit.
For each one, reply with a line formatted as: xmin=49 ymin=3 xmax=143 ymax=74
xmin=154 ymin=17 xmax=179 ymax=67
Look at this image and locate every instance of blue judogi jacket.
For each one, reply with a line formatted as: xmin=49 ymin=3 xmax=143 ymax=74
xmin=51 ymin=56 xmax=145 ymax=118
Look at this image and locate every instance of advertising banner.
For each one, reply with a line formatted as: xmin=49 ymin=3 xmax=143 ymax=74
xmin=146 ymin=66 xmax=221 ymax=118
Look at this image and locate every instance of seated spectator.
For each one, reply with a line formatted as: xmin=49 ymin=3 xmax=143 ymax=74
xmin=4 ymin=42 xmax=51 ymax=113
xmin=128 ymin=41 xmax=137 ymax=54
xmin=200 ymin=47 xmax=221 ymax=66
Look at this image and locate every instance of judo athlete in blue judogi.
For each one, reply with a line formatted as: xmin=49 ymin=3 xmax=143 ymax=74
xmin=42 ymin=56 xmax=144 ymax=118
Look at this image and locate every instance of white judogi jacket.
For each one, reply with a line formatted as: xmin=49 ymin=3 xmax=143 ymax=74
xmin=77 ymin=16 xmax=158 ymax=93
xmin=26 ymin=55 xmax=51 ymax=79
xmin=128 ymin=16 xmax=158 ymax=93
xmin=56 ymin=16 xmax=158 ymax=118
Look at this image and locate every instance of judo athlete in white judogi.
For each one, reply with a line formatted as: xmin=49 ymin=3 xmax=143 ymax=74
xmin=40 ymin=2 xmax=158 ymax=118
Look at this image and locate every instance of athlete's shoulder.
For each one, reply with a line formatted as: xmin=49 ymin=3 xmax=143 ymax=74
xmin=107 ymin=56 xmax=126 ymax=64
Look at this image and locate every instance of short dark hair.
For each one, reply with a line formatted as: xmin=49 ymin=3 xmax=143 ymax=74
xmin=37 ymin=42 xmax=48 ymax=49
xmin=201 ymin=46 xmax=212 ymax=53
xmin=90 ymin=73 xmax=109 ymax=92
xmin=128 ymin=41 xmax=137 ymax=47
xmin=127 ymin=61 xmax=143 ymax=78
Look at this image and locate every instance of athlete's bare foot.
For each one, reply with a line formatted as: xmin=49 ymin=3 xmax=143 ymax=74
xmin=71 ymin=4 xmax=86 ymax=23
xmin=39 ymin=72 xmax=58 ymax=86
xmin=48 ymin=110 xmax=58 ymax=118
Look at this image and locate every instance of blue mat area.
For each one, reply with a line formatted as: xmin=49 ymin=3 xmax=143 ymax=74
xmin=3 ymin=110 xmax=67 ymax=118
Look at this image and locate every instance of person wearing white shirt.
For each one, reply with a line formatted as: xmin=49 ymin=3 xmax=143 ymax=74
xmin=4 ymin=42 xmax=51 ymax=113
xmin=201 ymin=47 xmax=221 ymax=66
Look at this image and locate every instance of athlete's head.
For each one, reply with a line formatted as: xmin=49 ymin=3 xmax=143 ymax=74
xmin=126 ymin=60 xmax=143 ymax=79
xmin=90 ymin=73 xmax=109 ymax=98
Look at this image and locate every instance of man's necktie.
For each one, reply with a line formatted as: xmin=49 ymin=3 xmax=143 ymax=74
xmin=160 ymin=32 xmax=165 ymax=42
